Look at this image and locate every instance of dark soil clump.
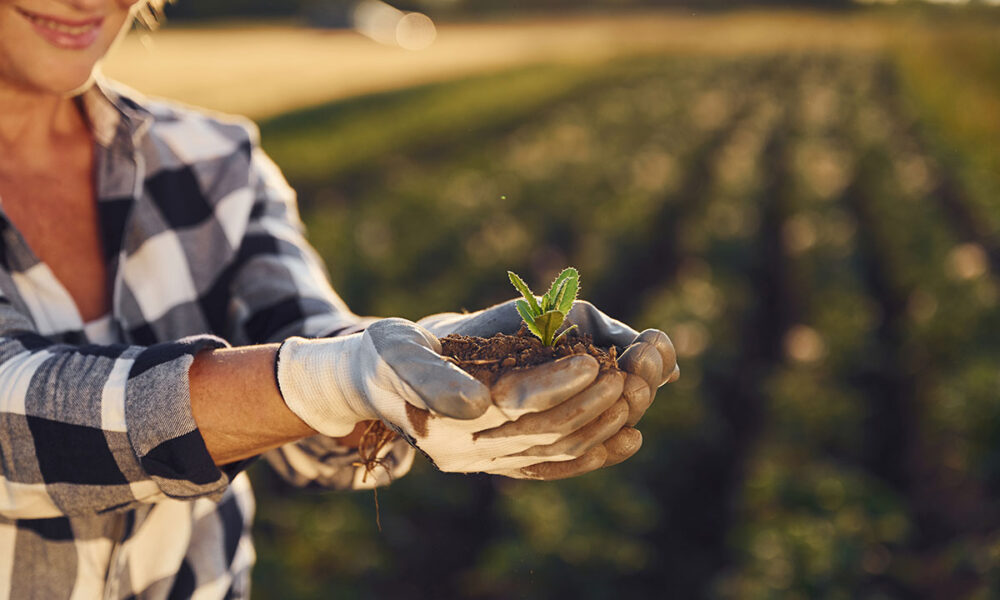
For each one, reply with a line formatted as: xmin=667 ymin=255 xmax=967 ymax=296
xmin=440 ymin=328 xmax=619 ymax=388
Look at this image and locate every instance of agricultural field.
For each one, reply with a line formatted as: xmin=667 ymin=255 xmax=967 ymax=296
xmin=130 ymin=9 xmax=1000 ymax=600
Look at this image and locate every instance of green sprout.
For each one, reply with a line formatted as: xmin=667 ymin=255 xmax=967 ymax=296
xmin=508 ymin=267 xmax=580 ymax=346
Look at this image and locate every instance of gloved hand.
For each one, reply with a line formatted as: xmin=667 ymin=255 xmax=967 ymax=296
xmin=419 ymin=299 xmax=679 ymax=478
xmin=276 ymin=318 xmax=625 ymax=473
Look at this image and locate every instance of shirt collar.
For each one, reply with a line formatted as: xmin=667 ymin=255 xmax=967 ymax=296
xmin=77 ymin=75 xmax=154 ymax=151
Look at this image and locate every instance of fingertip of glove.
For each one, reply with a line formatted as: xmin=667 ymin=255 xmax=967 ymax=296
xmin=666 ymin=363 xmax=681 ymax=384
xmin=636 ymin=328 xmax=671 ymax=346
xmin=518 ymin=444 xmax=609 ymax=481
xmin=603 ymin=427 xmax=642 ymax=467
xmin=410 ymin=324 xmax=443 ymax=354
xmin=619 ymin=341 xmax=664 ymax=386
xmin=636 ymin=329 xmax=677 ymax=381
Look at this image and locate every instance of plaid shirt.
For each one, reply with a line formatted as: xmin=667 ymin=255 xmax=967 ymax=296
xmin=0 ymin=79 xmax=413 ymax=599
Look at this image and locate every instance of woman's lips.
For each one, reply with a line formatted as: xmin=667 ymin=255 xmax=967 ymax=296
xmin=16 ymin=7 xmax=104 ymax=50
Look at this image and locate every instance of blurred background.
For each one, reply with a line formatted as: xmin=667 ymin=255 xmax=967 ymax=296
xmin=104 ymin=1 xmax=1000 ymax=598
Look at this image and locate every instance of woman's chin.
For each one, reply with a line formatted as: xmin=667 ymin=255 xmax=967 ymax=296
xmin=24 ymin=68 xmax=97 ymax=97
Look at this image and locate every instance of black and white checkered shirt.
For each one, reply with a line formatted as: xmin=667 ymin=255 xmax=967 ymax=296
xmin=0 ymin=79 xmax=413 ymax=599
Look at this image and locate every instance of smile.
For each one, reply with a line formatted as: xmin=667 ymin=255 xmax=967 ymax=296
xmin=15 ymin=7 xmax=104 ymax=49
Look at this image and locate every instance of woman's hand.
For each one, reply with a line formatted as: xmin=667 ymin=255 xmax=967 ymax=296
xmin=399 ymin=356 xmax=626 ymax=473
xmin=275 ymin=318 xmax=623 ymax=474
xmin=419 ymin=300 xmax=679 ymax=479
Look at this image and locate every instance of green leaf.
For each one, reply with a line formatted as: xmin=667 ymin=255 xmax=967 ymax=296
xmin=555 ymin=271 xmax=579 ymax=314
xmin=516 ymin=300 xmax=544 ymax=340
xmin=510 ymin=267 xmax=580 ymax=345
xmin=542 ymin=267 xmax=576 ymax=310
xmin=545 ymin=279 xmax=567 ymax=312
xmin=553 ymin=324 xmax=579 ymax=345
xmin=534 ymin=310 xmax=567 ymax=346
xmin=515 ymin=299 xmax=535 ymax=323
xmin=508 ymin=271 xmax=541 ymax=316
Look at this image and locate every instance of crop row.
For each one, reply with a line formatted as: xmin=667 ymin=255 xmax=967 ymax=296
xmin=252 ymin=53 xmax=1000 ymax=599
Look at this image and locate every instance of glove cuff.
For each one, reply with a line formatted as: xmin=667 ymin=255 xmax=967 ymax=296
xmin=275 ymin=335 xmax=373 ymax=437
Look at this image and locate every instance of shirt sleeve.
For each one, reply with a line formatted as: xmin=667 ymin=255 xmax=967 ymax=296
xmin=264 ymin=433 xmax=415 ymax=491
xmin=0 ymin=296 xmax=232 ymax=519
xmin=224 ymin=134 xmax=415 ymax=489
xmin=224 ymin=144 xmax=366 ymax=345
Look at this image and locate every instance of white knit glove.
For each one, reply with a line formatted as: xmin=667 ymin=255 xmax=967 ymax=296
xmin=275 ymin=318 xmax=614 ymax=473
xmin=398 ymin=355 xmax=625 ymax=472
xmin=420 ymin=300 xmax=679 ymax=479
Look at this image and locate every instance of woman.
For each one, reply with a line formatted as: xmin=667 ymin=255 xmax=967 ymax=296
xmin=0 ymin=0 xmax=678 ymax=597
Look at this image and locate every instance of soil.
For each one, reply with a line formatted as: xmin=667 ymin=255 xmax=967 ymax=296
xmin=440 ymin=327 xmax=620 ymax=388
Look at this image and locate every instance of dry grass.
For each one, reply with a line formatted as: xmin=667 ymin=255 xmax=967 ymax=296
xmin=100 ymin=10 xmax=897 ymax=120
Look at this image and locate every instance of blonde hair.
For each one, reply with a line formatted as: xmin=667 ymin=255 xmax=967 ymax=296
xmin=134 ymin=0 xmax=171 ymax=29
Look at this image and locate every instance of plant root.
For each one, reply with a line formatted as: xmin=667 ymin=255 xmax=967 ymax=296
xmin=352 ymin=420 xmax=398 ymax=532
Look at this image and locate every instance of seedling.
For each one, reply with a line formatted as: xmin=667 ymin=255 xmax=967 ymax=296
xmin=508 ymin=267 xmax=580 ymax=346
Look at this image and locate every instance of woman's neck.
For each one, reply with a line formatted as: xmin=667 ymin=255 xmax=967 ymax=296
xmin=0 ymin=83 xmax=89 ymax=168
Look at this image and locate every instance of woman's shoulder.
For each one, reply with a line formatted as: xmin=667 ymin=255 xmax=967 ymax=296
xmin=98 ymin=78 xmax=262 ymax=160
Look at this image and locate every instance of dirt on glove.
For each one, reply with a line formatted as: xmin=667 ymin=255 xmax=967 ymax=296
xmin=358 ymin=328 xmax=620 ymax=489
xmin=439 ymin=327 xmax=620 ymax=388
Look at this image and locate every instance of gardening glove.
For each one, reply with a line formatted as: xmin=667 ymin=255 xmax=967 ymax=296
xmin=420 ymin=299 xmax=679 ymax=476
xmin=276 ymin=318 xmax=613 ymax=473
xmin=400 ymin=357 xmax=628 ymax=473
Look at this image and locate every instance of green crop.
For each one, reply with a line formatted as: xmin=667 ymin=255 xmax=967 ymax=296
xmin=507 ymin=267 xmax=580 ymax=346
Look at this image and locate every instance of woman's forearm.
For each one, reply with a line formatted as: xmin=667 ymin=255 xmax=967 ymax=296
xmin=188 ymin=344 xmax=316 ymax=465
